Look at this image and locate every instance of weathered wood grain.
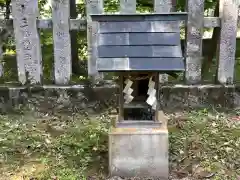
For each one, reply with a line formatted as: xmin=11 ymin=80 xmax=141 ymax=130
xmin=69 ymin=19 xmax=87 ymax=30
xmin=12 ymin=0 xmax=42 ymax=84
xmin=37 ymin=19 xmax=86 ymax=30
xmin=204 ymin=17 xmax=220 ymax=28
xmin=218 ymin=0 xmax=239 ymax=84
xmin=185 ymin=0 xmax=204 ymax=84
xmin=85 ymin=0 xmax=103 ymax=80
xmin=52 ymin=0 xmax=72 ymax=85
xmin=120 ymin=0 xmax=136 ymax=14
xmin=0 ymin=17 xmax=221 ymax=30
xmin=154 ymin=0 xmax=173 ymax=12
xmin=154 ymin=0 xmax=173 ymax=82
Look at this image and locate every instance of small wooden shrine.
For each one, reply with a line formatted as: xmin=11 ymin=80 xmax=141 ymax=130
xmin=91 ymin=13 xmax=187 ymax=127
xmin=91 ymin=12 xmax=187 ymax=178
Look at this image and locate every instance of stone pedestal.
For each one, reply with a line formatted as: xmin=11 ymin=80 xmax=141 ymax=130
xmin=109 ymin=126 xmax=168 ymax=179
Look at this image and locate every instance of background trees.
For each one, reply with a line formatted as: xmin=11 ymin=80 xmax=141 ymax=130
xmin=0 ymin=0 xmax=233 ymax=83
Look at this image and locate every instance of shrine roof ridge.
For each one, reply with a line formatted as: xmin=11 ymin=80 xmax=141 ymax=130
xmin=91 ymin=12 xmax=188 ymax=22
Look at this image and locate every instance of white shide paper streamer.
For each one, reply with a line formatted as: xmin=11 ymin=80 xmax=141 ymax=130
xmin=146 ymin=76 xmax=157 ymax=110
xmin=123 ymin=79 xmax=134 ymax=104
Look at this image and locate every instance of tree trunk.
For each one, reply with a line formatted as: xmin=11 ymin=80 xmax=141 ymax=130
xmin=70 ymin=0 xmax=81 ymax=75
xmin=201 ymin=1 xmax=220 ymax=80
xmin=5 ymin=0 xmax=11 ymax=19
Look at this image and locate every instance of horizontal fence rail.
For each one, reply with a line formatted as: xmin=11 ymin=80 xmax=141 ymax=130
xmin=0 ymin=17 xmax=222 ymax=31
xmin=0 ymin=0 xmax=239 ymax=86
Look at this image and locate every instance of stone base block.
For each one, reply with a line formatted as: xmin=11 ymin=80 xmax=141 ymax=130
xmin=109 ymin=126 xmax=168 ymax=179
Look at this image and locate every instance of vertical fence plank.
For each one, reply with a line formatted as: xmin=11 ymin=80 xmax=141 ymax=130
xmin=154 ymin=0 xmax=173 ymax=83
xmin=218 ymin=0 xmax=239 ymax=84
xmin=120 ymin=0 xmax=136 ymax=14
xmin=86 ymin=0 xmax=104 ymax=81
xmin=52 ymin=0 xmax=71 ymax=85
xmin=154 ymin=0 xmax=173 ymax=13
xmin=185 ymin=0 xmax=204 ymax=84
xmin=12 ymin=0 xmax=42 ymax=84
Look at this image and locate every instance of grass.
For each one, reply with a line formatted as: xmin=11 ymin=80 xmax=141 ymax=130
xmin=168 ymin=109 xmax=240 ymax=179
xmin=0 ymin=111 xmax=110 ymax=180
xmin=0 ymin=107 xmax=239 ymax=179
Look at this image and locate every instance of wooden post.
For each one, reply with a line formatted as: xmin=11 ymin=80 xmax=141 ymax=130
xmin=154 ymin=0 xmax=173 ymax=83
xmin=85 ymin=0 xmax=104 ymax=81
xmin=154 ymin=72 xmax=160 ymax=122
xmin=52 ymin=0 xmax=72 ymax=85
xmin=185 ymin=0 xmax=204 ymax=84
xmin=217 ymin=0 xmax=239 ymax=84
xmin=118 ymin=74 xmax=124 ymax=121
xmin=154 ymin=0 xmax=173 ymax=13
xmin=12 ymin=0 xmax=42 ymax=84
xmin=120 ymin=0 xmax=136 ymax=14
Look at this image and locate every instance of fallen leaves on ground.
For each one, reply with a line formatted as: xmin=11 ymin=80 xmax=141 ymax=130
xmin=0 ymin=108 xmax=239 ymax=179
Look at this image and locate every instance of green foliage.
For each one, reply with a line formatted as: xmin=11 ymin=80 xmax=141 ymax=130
xmin=0 ymin=0 xmax=5 ymax=6
xmin=104 ymin=0 xmax=119 ymax=12
xmin=0 ymin=0 xmax=226 ymax=83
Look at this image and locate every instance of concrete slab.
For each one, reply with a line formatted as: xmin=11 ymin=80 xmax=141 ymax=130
xmin=109 ymin=126 xmax=168 ymax=179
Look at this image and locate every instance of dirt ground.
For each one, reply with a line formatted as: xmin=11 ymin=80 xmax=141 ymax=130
xmin=0 ymin=106 xmax=239 ymax=180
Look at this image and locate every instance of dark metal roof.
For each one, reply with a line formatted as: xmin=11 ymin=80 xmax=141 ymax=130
xmin=91 ymin=12 xmax=188 ymax=21
xmin=91 ymin=13 xmax=187 ymax=72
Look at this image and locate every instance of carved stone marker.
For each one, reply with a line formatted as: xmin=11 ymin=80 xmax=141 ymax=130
xmin=12 ymin=0 xmax=42 ymax=84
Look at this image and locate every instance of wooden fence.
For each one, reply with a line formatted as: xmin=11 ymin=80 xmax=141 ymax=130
xmin=0 ymin=0 xmax=239 ymax=86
